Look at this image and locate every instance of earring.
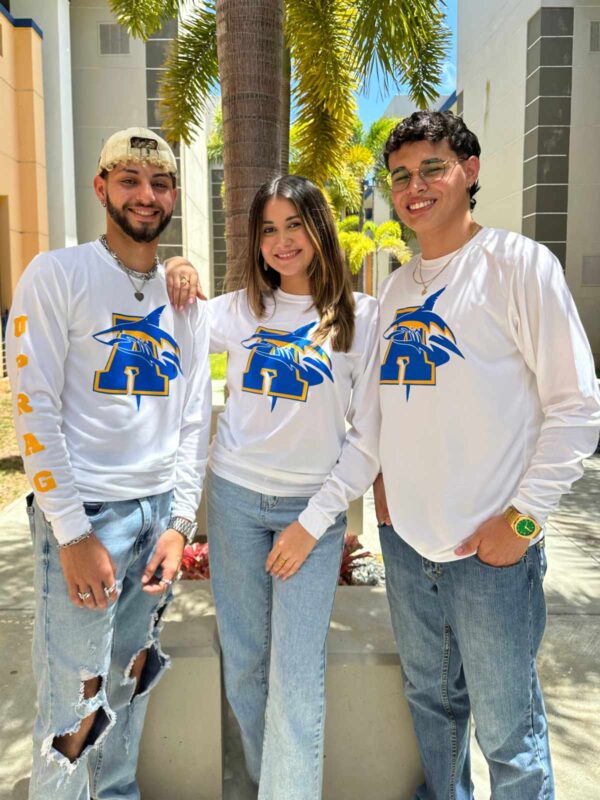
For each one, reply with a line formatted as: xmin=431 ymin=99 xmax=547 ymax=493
xmin=101 ymin=202 xmax=106 ymax=208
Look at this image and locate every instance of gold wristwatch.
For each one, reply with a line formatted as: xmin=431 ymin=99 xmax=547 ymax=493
xmin=503 ymin=506 xmax=541 ymax=540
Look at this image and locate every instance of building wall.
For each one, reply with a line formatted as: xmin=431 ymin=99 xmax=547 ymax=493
xmin=0 ymin=6 xmax=48 ymax=317
xmin=181 ymin=134 xmax=211 ymax=298
xmin=12 ymin=0 xmax=77 ymax=250
xmin=457 ymin=0 xmax=600 ymax=360
xmin=70 ymin=0 xmax=147 ymax=245
xmin=69 ymin=2 xmax=210 ymax=279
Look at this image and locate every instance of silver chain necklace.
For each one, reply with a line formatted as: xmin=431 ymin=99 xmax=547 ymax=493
xmin=99 ymin=234 xmax=159 ymax=301
xmin=412 ymin=224 xmax=481 ymax=296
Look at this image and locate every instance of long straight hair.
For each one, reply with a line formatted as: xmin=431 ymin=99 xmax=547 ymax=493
xmin=229 ymin=175 xmax=356 ymax=352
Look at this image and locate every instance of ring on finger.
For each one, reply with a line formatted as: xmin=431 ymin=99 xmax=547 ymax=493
xmin=103 ymin=583 xmax=118 ymax=598
xmin=179 ymin=276 xmax=190 ymax=286
xmin=78 ymin=590 xmax=92 ymax=601
xmin=159 ymin=578 xmax=173 ymax=588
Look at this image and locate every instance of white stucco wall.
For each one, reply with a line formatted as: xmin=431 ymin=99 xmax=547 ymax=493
xmin=181 ymin=133 xmax=211 ymax=297
xmin=69 ymin=0 xmax=147 ymax=245
xmin=457 ymin=0 xmax=600 ymax=359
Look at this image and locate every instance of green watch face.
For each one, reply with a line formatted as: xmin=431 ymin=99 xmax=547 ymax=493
xmin=515 ymin=517 xmax=536 ymax=537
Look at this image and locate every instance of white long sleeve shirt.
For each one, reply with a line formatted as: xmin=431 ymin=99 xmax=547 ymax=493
xmin=379 ymin=226 xmax=600 ymax=562
xmin=208 ymin=288 xmax=381 ymax=538
xmin=7 ymin=241 xmax=212 ymax=545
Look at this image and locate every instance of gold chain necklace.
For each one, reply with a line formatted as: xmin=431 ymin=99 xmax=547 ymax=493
xmin=412 ymin=223 xmax=482 ymax=296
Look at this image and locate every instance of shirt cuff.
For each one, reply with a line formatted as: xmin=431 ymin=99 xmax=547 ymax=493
xmin=50 ymin=506 xmax=93 ymax=546
xmin=298 ymin=505 xmax=332 ymax=540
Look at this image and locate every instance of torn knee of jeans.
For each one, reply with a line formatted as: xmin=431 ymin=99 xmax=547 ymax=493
xmin=43 ymin=706 xmax=114 ymax=776
xmin=123 ymin=613 xmax=171 ymax=700
xmin=124 ymin=643 xmax=169 ymax=699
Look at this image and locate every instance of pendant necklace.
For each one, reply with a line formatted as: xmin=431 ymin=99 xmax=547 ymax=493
xmin=412 ymin=223 xmax=482 ymax=296
xmin=99 ymin=234 xmax=159 ymax=301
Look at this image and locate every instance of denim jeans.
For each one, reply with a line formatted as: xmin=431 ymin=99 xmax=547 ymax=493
xmin=379 ymin=525 xmax=554 ymax=800
xmin=206 ymin=470 xmax=346 ymax=800
xmin=27 ymin=491 xmax=173 ymax=800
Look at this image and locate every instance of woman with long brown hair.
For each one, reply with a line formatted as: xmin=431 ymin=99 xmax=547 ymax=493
xmin=172 ymin=174 xmax=379 ymax=799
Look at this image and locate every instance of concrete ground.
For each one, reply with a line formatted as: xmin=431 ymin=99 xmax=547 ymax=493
xmin=1 ymin=457 xmax=598 ymax=799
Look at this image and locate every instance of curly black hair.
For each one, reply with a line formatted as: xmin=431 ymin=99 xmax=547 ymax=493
xmin=384 ymin=111 xmax=481 ymax=210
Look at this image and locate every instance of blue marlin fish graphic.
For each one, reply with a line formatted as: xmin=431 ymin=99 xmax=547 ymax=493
xmin=93 ymin=305 xmax=182 ymax=409
xmin=381 ymin=287 xmax=464 ymax=400
xmin=241 ymin=321 xmax=333 ymax=410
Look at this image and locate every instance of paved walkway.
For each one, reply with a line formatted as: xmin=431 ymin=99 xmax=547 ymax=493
xmin=1 ymin=457 xmax=598 ymax=799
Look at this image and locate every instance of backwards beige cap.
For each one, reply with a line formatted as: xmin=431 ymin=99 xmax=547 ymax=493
xmin=97 ymin=127 xmax=177 ymax=176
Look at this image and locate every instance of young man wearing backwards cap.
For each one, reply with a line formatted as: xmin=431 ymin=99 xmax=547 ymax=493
xmin=7 ymin=127 xmax=211 ymax=799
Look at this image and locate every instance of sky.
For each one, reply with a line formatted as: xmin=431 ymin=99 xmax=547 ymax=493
xmin=355 ymin=0 xmax=457 ymax=129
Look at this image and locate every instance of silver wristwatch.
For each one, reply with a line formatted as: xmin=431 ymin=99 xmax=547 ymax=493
xmin=167 ymin=516 xmax=198 ymax=545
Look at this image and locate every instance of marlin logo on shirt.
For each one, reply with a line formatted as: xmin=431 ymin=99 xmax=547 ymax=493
xmin=380 ymin=287 xmax=464 ymax=399
xmin=241 ymin=321 xmax=333 ymax=410
xmin=92 ymin=305 xmax=182 ymax=409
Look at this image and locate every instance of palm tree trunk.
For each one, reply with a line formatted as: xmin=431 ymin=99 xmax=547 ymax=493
xmin=280 ymin=46 xmax=291 ymax=174
xmin=216 ymin=0 xmax=284 ymax=281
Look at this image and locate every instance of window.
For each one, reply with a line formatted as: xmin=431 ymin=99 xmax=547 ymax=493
xmin=590 ymin=21 xmax=600 ymax=52
xmin=99 ymin=23 xmax=130 ymax=55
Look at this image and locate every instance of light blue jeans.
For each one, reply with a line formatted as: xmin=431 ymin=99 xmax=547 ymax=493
xmin=380 ymin=524 xmax=554 ymax=800
xmin=27 ymin=491 xmax=173 ymax=800
xmin=206 ymin=470 xmax=346 ymax=800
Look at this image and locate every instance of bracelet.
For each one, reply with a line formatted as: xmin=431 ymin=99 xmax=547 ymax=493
xmin=58 ymin=527 xmax=94 ymax=549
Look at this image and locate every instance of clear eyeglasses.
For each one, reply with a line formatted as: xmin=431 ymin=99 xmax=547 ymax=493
xmin=390 ymin=158 xmax=466 ymax=193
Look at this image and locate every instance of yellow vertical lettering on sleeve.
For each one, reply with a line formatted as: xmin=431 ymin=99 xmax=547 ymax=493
xmin=33 ymin=471 xmax=57 ymax=493
xmin=16 ymin=354 xmax=29 ymax=368
xmin=13 ymin=316 xmax=28 ymax=337
xmin=17 ymin=394 xmax=33 ymax=415
xmin=23 ymin=433 xmax=45 ymax=456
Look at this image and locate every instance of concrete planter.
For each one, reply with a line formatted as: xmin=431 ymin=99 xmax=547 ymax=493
xmin=139 ymin=582 xmax=423 ymax=800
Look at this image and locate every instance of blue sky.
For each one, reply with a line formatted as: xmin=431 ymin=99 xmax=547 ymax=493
xmin=356 ymin=0 xmax=457 ymax=129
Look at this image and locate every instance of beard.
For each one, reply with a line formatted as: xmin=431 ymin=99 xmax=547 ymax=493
xmin=105 ymin=192 xmax=173 ymax=244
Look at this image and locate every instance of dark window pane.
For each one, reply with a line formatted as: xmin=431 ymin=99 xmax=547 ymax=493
xmin=539 ymin=66 xmax=572 ymax=97
xmin=540 ymin=36 xmax=573 ymax=67
xmin=146 ymin=39 xmax=171 ymax=68
xmin=527 ymin=40 xmax=541 ymax=75
xmin=541 ymin=242 xmax=566 ymax=265
xmin=540 ymin=7 xmax=574 ymax=37
xmin=149 ymin=18 xmax=177 ymax=40
xmin=527 ymin=10 xmax=542 ymax=46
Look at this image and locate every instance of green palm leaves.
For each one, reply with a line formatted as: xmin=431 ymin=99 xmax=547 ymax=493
xmin=338 ymin=218 xmax=411 ymax=275
xmin=109 ymin=0 xmax=449 ymax=165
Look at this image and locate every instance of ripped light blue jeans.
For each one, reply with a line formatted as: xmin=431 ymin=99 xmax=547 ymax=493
xmin=207 ymin=470 xmax=346 ymax=800
xmin=27 ymin=491 xmax=173 ymax=800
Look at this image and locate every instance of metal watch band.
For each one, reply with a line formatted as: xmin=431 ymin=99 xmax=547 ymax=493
xmin=503 ymin=506 xmax=540 ymax=540
xmin=167 ymin=515 xmax=197 ymax=545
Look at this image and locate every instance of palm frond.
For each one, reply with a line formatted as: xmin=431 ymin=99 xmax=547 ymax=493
xmin=351 ymin=0 xmax=451 ymax=108
xmin=338 ymin=230 xmax=376 ymax=274
xmin=327 ymin=169 xmax=363 ymax=215
xmin=158 ymin=3 xmax=219 ymax=145
xmin=286 ymin=0 xmax=358 ymax=185
xmin=108 ymin=0 xmax=180 ymax=39
xmin=362 ymin=220 xmax=377 ymax=237
xmin=337 ymin=215 xmax=360 ymax=232
xmin=375 ymin=220 xmax=402 ymax=244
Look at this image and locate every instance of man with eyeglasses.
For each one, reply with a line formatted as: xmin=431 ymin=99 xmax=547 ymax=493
xmin=374 ymin=111 xmax=600 ymax=799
